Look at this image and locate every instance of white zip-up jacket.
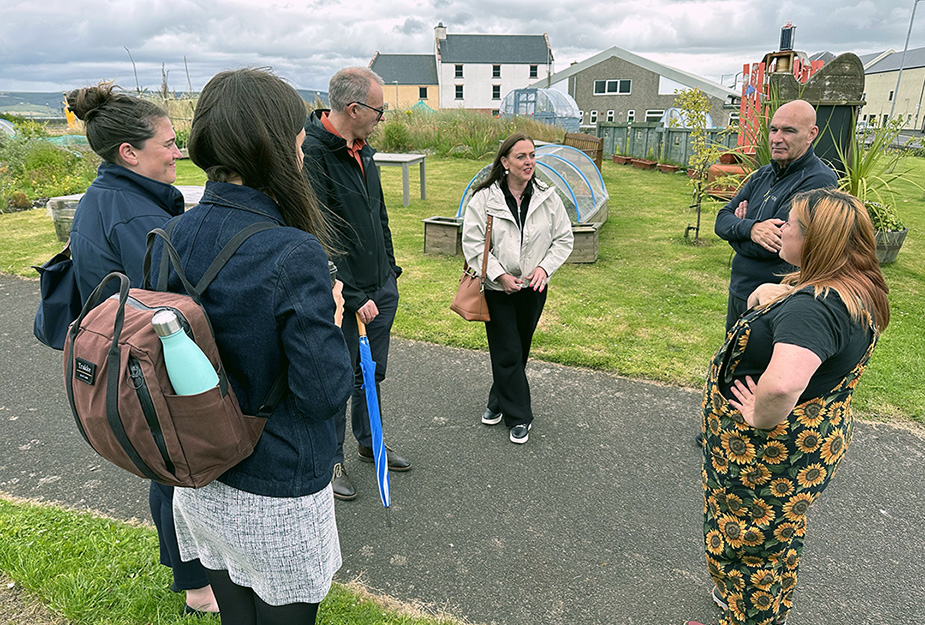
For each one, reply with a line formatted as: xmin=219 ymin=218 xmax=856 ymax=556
xmin=462 ymin=180 xmax=574 ymax=292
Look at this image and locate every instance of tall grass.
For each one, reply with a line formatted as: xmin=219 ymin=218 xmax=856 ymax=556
xmin=372 ymin=109 xmax=564 ymax=158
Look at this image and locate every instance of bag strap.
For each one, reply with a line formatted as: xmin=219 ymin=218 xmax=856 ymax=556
xmin=145 ymin=221 xmax=288 ymax=417
xmin=479 ymin=215 xmax=493 ymax=279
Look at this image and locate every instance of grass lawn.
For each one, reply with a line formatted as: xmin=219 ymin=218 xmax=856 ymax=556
xmin=3 ymin=155 xmax=923 ymax=423
xmin=0 ymin=495 xmax=466 ymax=625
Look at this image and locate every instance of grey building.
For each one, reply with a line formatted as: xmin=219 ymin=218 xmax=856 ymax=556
xmin=531 ymin=46 xmax=738 ymax=129
xmin=369 ymin=53 xmax=439 ymax=111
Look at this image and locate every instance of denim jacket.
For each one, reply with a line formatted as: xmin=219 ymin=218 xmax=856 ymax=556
xmin=153 ymin=181 xmax=352 ymax=497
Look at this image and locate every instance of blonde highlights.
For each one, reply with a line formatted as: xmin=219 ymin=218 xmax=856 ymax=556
xmin=781 ymin=188 xmax=890 ymax=332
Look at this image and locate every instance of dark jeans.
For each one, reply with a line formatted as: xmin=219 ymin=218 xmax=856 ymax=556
xmin=335 ymin=272 xmax=399 ymax=462
xmin=149 ymin=481 xmax=210 ymax=591
xmin=484 ymin=287 xmax=547 ymax=427
xmin=725 ymin=292 xmax=749 ymax=333
xmin=205 ymin=568 xmax=319 ymax=625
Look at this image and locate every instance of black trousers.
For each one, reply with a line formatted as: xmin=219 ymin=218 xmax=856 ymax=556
xmin=149 ymin=481 xmax=209 ymax=591
xmin=335 ymin=272 xmax=399 ymax=462
xmin=205 ymin=568 xmax=319 ymax=625
xmin=725 ymin=292 xmax=748 ymax=333
xmin=484 ymin=287 xmax=547 ymax=427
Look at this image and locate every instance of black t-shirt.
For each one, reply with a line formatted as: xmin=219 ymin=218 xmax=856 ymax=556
xmin=721 ymin=288 xmax=873 ymax=402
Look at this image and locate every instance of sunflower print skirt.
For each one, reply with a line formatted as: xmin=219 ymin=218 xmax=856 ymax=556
xmin=700 ymin=301 xmax=876 ymax=625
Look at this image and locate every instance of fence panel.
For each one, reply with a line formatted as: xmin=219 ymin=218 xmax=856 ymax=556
xmin=596 ymin=123 xmax=738 ymax=167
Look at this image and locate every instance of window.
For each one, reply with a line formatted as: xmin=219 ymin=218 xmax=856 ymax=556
xmin=888 ymin=90 xmax=894 ymax=101
xmin=589 ymin=110 xmax=598 ymax=124
xmin=627 ymin=110 xmax=635 ymax=122
xmin=530 ymin=65 xmax=538 ymax=78
xmin=492 ymin=85 xmax=501 ymax=100
xmin=593 ymin=79 xmax=631 ymax=95
xmin=606 ymin=110 xmax=615 ymax=122
xmin=419 ymin=86 xmax=428 ymax=99
xmin=492 ymin=65 xmax=501 ymax=78
xmin=728 ymin=112 xmax=740 ymax=125
xmin=645 ymin=109 xmax=665 ymax=122
xmin=578 ymin=110 xmax=584 ymax=121
xmin=455 ymin=85 xmax=464 ymax=100
xmin=455 ymin=64 xmax=463 ymax=78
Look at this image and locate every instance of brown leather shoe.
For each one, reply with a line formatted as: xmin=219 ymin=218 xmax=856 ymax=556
xmin=358 ymin=444 xmax=412 ymax=471
xmin=331 ymin=463 xmax=356 ymax=500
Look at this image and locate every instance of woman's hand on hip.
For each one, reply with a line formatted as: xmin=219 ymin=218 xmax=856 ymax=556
xmin=498 ymin=273 xmax=523 ymax=294
xmin=728 ymin=375 xmax=758 ymax=426
xmin=525 ymin=267 xmax=548 ymax=292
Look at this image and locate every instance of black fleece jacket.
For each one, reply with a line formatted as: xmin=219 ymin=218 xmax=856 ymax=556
xmin=302 ymin=110 xmax=401 ymax=312
xmin=714 ymin=146 xmax=836 ymax=300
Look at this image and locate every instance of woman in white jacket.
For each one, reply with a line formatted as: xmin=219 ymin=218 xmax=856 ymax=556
xmin=461 ymin=133 xmax=573 ymax=444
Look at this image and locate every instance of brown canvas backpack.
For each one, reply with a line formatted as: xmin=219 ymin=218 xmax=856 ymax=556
xmin=63 ymin=225 xmax=285 ymax=488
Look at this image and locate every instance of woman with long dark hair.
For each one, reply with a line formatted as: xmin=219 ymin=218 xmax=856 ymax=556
xmin=158 ymin=68 xmax=352 ymax=625
xmin=461 ymin=133 xmax=573 ymax=444
xmin=66 ymin=82 xmax=218 ymax=615
xmin=688 ymin=188 xmax=890 ymax=625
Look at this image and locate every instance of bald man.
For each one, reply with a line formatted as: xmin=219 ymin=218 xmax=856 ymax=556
xmin=714 ymin=99 xmax=837 ymax=331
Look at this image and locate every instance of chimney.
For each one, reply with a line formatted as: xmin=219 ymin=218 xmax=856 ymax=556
xmin=434 ymin=22 xmax=447 ymax=41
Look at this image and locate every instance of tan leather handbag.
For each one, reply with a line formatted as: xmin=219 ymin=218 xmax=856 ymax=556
xmin=450 ymin=215 xmax=493 ymax=322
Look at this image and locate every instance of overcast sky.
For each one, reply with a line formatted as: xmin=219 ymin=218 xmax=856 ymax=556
xmin=2 ymin=0 xmax=923 ymax=94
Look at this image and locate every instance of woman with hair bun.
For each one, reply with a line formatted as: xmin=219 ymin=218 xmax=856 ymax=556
xmin=66 ymin=82 xmax=218 ymax=615
xmin=689 ymin=188 xmax=890 ymax=625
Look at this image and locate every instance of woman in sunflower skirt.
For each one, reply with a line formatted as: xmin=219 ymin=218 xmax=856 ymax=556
xmin=687 ymin=189 xmax=890 ymax=625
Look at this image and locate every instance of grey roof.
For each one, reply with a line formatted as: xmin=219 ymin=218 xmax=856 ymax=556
xmin=370 ymin=54 xmax=438 ymax=85
xmin=809 ymin=51 xmax=835 ymax=63
xmin=866 ymin=46 xmax=925 ymax=73
xmin=530 ymin=45 xmax=737 ymax=102
xmin=437 ymin=34 xmax=551 ymax=64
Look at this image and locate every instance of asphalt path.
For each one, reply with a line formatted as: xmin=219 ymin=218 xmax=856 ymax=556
xmin=1 ymin=273 xmax=923 ymax=624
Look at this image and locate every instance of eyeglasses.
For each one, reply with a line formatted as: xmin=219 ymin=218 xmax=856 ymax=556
xmin=350 ymin=101 xmax=384 ymax=120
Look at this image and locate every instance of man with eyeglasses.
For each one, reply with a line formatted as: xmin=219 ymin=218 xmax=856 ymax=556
xmin=303 ymin=66 xmax=411 ymax=501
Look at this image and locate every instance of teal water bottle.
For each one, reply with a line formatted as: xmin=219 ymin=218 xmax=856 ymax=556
xmin=152 ymin=310 xmax=219 ymax=395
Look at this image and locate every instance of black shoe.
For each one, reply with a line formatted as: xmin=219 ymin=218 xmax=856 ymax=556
xmin=481 ymin=407 xmax=502 ymax=425
xmin=182 ymin=604 xmax=219 ymax=617
xmin=509 ymin=423 xmax=532 ymax=444
xmin=358 ymin=444 xmax=412 ymax=471
xmin=696 ymin=433 xmax=705 ymax=447
xmin=331 ymin=463 xmax=357 ymax=500
xmin=711 ymin=585 xmax=727 ymax=610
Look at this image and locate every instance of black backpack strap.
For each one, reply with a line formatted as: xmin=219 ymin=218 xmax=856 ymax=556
xmin=155 ymin=219 xmax=179 ymax=291
xmin=256 ymin=368 xmax=289 ymax=418
xmin=195 ymin=222 xmax=280 ymax=293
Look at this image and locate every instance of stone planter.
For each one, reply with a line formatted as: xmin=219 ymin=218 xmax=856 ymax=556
xmin=422 ymin=216 xmax=463 ymax=255
xmin=612 ymin=154 xmax=633 ymax=165
xmin=657 ymin=163 xmax=680 ymax=174
xmin=631 ymin=158 xmax=657 ymax=171
xmin=46 ymin=195 xmax=82 ymax=242
xmin=875 ymin=228 xmax=908 ymax=264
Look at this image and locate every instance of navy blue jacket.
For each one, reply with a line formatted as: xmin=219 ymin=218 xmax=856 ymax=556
xmin=70 ymin=162 xmax=185 ymax=303
xmin=153 ymin=182 xmax=353 ymax=497
xmin=302 ymin=110 xmax=401 ymax=312
xmin=714 ymin=147 xmax=836 ymax=300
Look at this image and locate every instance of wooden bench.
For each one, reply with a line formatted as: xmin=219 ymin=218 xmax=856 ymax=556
xmin=563 ymin=132 xmax=604 ymax=171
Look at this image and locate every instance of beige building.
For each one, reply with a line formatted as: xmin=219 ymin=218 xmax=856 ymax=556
xmin=369 ymin=53 xmax=439 ymax=111
xmin=857 ymin=48 xmax=925 ymax=129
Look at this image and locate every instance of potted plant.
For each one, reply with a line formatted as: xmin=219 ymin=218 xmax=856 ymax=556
xmin=657 ymin=162 xmax=680 ymax=174
xmin=833 ymin=118 xmax=916 ymax=264
xmin=612 ymin=147 xmax=632 ymax=165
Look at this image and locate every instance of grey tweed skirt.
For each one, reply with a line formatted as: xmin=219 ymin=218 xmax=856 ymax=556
xmin=173 ymin=480 xmax=341 ymax=606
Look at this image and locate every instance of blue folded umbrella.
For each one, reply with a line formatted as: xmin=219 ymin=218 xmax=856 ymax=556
xmin=356 ymin=315 xmax=390 ymax=508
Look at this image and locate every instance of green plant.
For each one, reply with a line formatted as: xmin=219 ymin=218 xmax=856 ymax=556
xmin=673 ymin=87 xmax=732 ymax=243
xmin=382 ymin=118 xmax=412 ymax=151
xmin=832 ymin=118 xmax=918 ymax=231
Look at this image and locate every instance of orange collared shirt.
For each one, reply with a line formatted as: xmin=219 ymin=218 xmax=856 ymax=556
xmin=321 ymin=112 xmax=366 ymax=174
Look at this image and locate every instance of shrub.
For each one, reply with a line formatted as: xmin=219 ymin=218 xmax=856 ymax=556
xmin=9 ymin=191 xmax=30 ymax=210
xmin=382 ymin=119 xmax=411 ymax=151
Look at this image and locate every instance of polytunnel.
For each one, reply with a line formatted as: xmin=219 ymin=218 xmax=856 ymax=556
xmin=499 ymin=88 xmax=581 ymax=133
xmin=457 ymin=143 xmax=609 ymax=225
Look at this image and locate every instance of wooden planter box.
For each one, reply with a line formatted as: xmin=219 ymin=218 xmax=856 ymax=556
xmin=631 ymin=158 xmax=657 ymax=171
xmin=422 ymin=216 xmax=463 ymax=255
xmin=875 ymin=228 xmax=908 ymax=264
xmin=567 ymin=224 xmax=599 ymax=263
xmin=47 ymin=195 xmax=82 ymax=242
xmin=657 ymin=163 xmax=680 ymax=174
xmin=612 ymin=154 xmax=633 ymax=165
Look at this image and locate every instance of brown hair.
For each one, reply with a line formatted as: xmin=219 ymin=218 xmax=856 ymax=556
xmin=472 ymin=132 xmax=536 ymax=195
xmin=189 ymin=68 xmax=334 ymax=251
xmin=66 ymin=81 xmax=166 ymax=164
xmin=781 ymin=188 xmax=890 ymax=332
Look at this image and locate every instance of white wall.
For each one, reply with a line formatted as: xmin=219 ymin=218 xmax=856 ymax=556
xmin=438 ymin=62 xmax=550 ymax=109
